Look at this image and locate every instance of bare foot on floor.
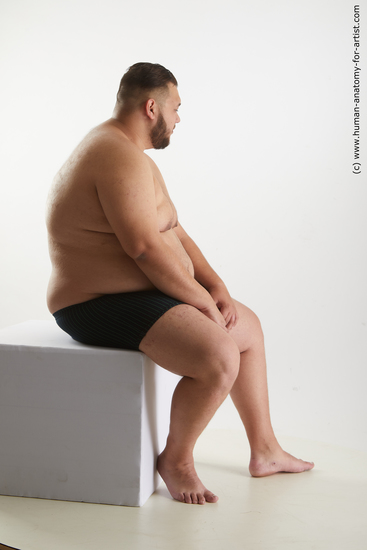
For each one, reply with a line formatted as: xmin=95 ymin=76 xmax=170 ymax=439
xmin=157 ymin=451 xmax=218 ymax=505
xmin=249 ymin=447 xmax=315 ymax=477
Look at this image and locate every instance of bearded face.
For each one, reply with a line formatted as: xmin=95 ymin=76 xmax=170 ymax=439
xmin=150 ymin=111 xmax=171 ymax=150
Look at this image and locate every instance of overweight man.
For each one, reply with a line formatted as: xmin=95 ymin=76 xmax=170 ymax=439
xmin=46 ymin=62 xmax=314 ymax=505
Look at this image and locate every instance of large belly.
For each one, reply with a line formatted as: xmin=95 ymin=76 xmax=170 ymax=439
xmin=47 ymin=229 xmax=194 ymax=313
xmin=161 ymin=229 xmax=194 ymax=276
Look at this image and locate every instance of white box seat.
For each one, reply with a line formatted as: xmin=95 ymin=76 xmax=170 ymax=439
xmin=0 ymin=320 xmax=179 ymax=506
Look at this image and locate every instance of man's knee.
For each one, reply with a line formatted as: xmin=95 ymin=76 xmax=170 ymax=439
xmin=250 ymin=309 xmax=264 ymax=343
xmin=236 ymin=301 xmax=265 ymax=346
xmin=200 ymin=335 xmax=240 ymax=389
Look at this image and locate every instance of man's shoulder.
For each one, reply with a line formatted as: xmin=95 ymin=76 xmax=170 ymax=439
xmin=80 ymin=124 xmax=156 ymax=191
xmin=73 ymin=122 xmax=149 ymax=178
xmin=83 ymin=122 xmax=142 ymax=159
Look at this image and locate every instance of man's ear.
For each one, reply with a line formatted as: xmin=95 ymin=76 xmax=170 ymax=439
xmin=145 ymin=99 xmax=157 ymax=120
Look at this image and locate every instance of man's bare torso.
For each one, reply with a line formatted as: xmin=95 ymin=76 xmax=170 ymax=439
xmin=46 ymin=120 xmax=193 ymax=313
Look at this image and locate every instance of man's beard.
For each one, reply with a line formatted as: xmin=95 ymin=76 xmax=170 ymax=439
xmin=150 ymin=112 xmax=170 ymax=150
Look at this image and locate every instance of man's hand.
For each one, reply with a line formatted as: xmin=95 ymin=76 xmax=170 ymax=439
xmin=174 ymin=224 xmax=238 ymax=331
xmin=209 ymin=283 xmax=238 ymax=331
xmin=199 ymin=302 xmax=229 ymax=332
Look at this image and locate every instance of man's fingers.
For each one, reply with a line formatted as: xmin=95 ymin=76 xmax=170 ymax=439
xmin=224 ymin=309 xmax=239 ymax=330
xmin=216 ymin=311 xmax=229 ymax=331
xmin=231 ymin=311 xmax=239 ymax=328
xmin=225 ymin=314 xmax=235 ymax=330
xmin=201 ymin=306 xmax=228 ymax=332
xmin=220 ymin=305 xmax=231 ymax=321
xmin=219 ymin=305 xmax=238 ymax=330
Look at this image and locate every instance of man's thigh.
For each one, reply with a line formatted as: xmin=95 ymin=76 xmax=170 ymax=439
xmin=139 ymin=303 xmax=238 ymax=378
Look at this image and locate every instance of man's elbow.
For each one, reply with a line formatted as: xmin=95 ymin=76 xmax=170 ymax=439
xmin=126 ymin=238 xmax=161 ymax=262
xmin=133 ymin=249 xmax=148 ymax=262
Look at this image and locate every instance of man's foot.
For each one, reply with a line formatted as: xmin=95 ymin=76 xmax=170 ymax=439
xmin=157 ymin=451 xmax=219 ymax=504
xmin=249 ymin=446 xmax=315 ymax=477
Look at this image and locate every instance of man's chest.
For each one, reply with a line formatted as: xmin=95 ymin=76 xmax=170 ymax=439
xmin=154 ymin=176 xmax=178 ymax=231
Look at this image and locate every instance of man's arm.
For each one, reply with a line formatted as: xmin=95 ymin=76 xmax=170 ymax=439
xmin=94 ymin=139 xmax=227 ymax=330
xmin=174 ymin=223 xmax=238 ymax=330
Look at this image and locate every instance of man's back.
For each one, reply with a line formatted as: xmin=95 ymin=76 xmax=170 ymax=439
xmin=46 ymin=120 xmax=192 ymax=313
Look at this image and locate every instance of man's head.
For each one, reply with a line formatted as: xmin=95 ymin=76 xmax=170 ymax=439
xmin=116 ymin=62 xmax=178 ymax=113
xmin=115 ymin=62 xmax=181 ymax=149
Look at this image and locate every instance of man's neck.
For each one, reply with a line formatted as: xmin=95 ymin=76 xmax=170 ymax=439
xmin=110 ymin=107 xmax=152 ymax=151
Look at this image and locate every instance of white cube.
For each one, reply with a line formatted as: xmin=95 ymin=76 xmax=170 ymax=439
xmin=0 ymin=320 xmax=179 ymax=506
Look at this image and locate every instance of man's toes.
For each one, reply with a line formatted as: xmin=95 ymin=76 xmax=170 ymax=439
xmin=205 ymin=491 xmax=219 ymax=503
xmin=191 ymin=492 xmax=199 ymax=504
xmin=304 ymin=461 xmax=314 ymax=472
xmin=184 ymin=492 xmax=192 ymax=504
xmin=197 ymin=493 xmax=206 ymax=505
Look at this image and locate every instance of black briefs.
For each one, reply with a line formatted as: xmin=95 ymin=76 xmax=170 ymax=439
xmin=53 ymin=289 xmax=184 ymax=351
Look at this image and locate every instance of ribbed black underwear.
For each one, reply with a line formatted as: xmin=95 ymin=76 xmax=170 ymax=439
xmin=53 ymin=289 xmax=184 ymax=351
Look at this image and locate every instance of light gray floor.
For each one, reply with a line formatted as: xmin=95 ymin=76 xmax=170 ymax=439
xmin=1 ymin=429 xmax=366 ymax=550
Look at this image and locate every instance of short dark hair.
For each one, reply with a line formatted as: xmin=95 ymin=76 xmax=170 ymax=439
xmin=116 ymin=62 xmax=178 ymax=109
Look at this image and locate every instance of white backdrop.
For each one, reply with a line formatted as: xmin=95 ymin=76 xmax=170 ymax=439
xmin=1 ymin=0 xmax=366 ymax=452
